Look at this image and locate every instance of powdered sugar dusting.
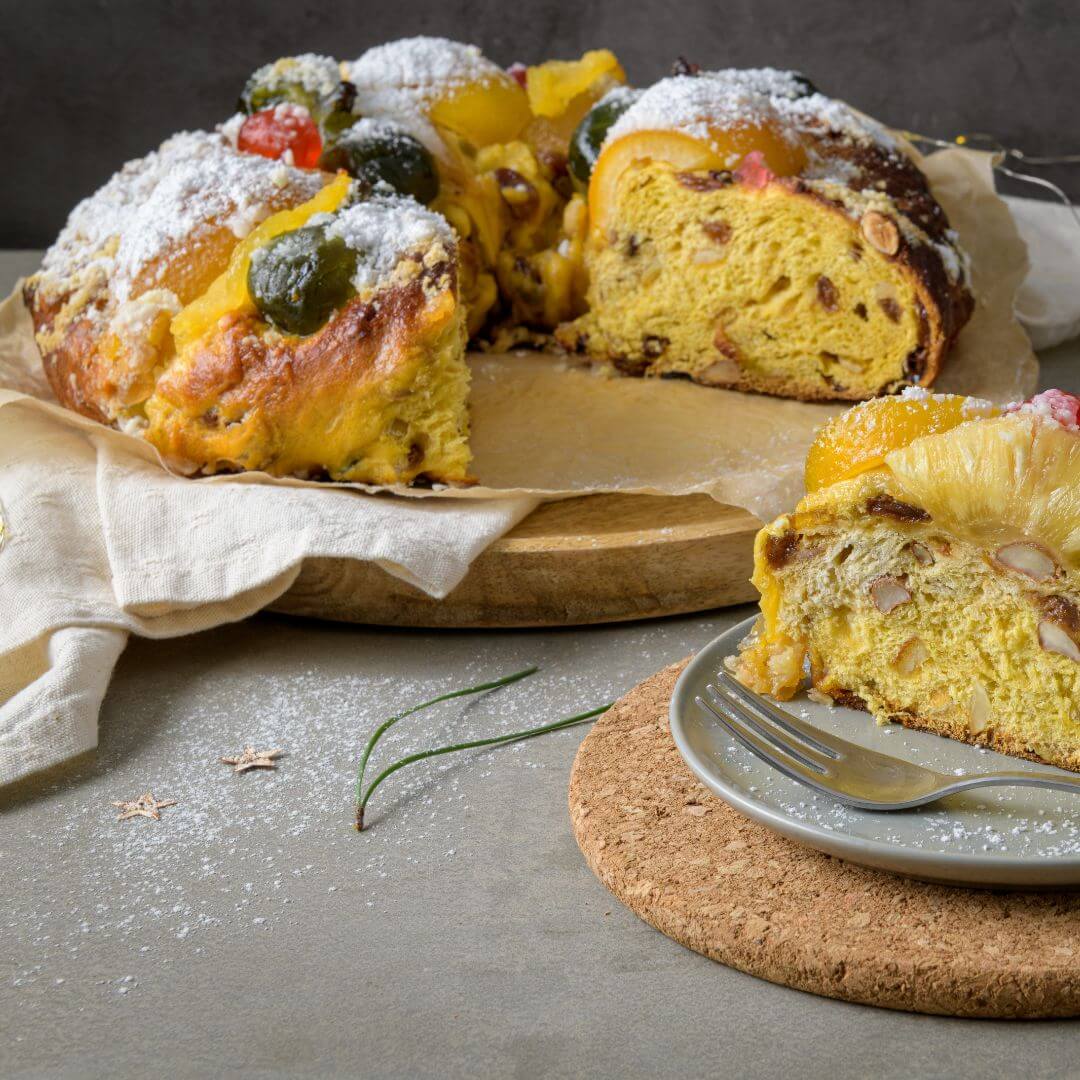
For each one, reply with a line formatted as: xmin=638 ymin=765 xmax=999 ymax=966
xmin=345 ymin=86 xmax=447 ymax=158
xmin=347 ymin=36 xmax=500 ymax=94
xmin=335 ymin=115 xmax=415 ymax=150
xmin=38 ymin=130 xmax=324 ymax=309
xmin=248 ymin=54 xmax=342 ymax=103
xmin=4 ymin=613 xmax=706 ymax=1006
xmin=344 ymin=37 xmax=504 ymax=160
xmin=603 ymin=69 xmax=890 ymax=158
xmin=320 ymin=196 xmax=455 ymax=291
xmin=897 ymin=386 xmax=995 ymax=417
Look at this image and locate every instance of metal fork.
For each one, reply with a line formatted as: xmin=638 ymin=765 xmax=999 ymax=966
xmin=696 ymin=670 xmax=1080 ymax=810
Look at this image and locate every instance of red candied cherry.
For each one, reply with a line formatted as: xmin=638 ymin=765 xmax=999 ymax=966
xmin=507 ymin=62 xmax=528 ymax=88
xmin=238 ymin=104 xmax=323 ymax=168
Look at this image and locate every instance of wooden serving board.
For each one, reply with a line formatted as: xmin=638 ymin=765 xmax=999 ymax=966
xmin=270 ymin=493 xmax=759 ymax=628
xmin=570 ymin=660 xmax=1080 ymax=1018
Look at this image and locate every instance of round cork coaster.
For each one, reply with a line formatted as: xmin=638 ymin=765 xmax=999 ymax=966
xmin=569 ymin=660 xmax=1080 ymax=1018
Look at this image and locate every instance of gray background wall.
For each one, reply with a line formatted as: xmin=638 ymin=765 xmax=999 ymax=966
xmin=2 ymin=0 xmax=1078 ymax=247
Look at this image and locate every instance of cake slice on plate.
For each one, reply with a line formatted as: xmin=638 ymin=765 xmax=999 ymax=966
xmin=735 ymin=389 xmax=1080 ymax=771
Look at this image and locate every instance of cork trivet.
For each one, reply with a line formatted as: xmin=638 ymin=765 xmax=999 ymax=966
xmin=569 ymin=660 xmax=1080 ymax=1018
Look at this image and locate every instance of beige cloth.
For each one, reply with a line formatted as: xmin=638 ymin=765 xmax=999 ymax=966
xmin=0 ymin=395 xmax=538 ymax=783
xmin=0 ymin=149 xmax=1066 ymax=786
xmin=1008 ymin=195 xmax=1080 ymax=350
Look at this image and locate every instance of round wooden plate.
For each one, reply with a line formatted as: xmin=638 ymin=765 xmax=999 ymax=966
xmin=570 ymin=659 xmax=1080 ymax=1018
xmin=270 ymin=493 xmax=759 ymax=628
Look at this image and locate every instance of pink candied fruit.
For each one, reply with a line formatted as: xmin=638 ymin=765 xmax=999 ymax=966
xmin=734 ymin=150 xmax=775 ymax=190
xmin=1005 ymin=389 xmax=1080 ymax=432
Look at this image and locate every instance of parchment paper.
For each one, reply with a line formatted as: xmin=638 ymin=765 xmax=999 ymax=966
xmin=0 ymin=147 xmax=1037 ymax=524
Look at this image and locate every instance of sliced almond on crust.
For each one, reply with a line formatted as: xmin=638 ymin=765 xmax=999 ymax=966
xmin=1038 ymin=620 xmax=1080 ymax=664
xmin=869 ymin=576 xmax=911 ymax=614
xmin=860 ymin=211 xmax=900 ymax=256
xmin=994 ymin=541 xmax=1059 ymax=582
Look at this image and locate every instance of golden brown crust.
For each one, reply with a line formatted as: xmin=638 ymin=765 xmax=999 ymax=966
xmin=23 ymin=280 xmax=113 ymax=423
xmin=144 ymin=258 xmax=468 ymax=483
xmin=821 ymin=683 xmax=1080 ymax=774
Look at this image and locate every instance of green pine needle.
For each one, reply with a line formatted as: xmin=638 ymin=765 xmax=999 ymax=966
xmin=354 ymin=667 xmax=610 ymax=830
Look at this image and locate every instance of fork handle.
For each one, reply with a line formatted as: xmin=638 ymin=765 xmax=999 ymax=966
xmin=946 ymin=770 xmax=1080 ymax=798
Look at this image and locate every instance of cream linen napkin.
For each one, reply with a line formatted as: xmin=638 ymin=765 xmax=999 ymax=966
xmin=1007 ymin=195 xmax=1080 ymax=350
xmin=0 ymin=391 xmax=537 ymax=785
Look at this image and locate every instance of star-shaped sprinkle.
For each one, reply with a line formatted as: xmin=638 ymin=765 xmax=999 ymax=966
xmin=220 ymin=746 xmax=284 ymax=773
xmin=112 ymin=791 xmax=177 ymax=821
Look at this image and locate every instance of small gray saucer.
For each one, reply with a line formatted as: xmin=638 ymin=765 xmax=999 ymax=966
xmin=670 ymin=616 xmax=1080 ymax=888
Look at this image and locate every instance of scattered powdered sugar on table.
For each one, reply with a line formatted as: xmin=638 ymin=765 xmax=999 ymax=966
xmin=5 ymin=615 xmax=719 ymax=1005
xmin=717 ymin=694 xmax=1080 ymax=859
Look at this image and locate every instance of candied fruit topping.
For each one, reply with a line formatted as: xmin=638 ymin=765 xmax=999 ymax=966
xmin=588 ymin=123 xmax=805 ymax=230
xmin=248 ymin=225 xmax=358 ymax=336
xmin=733 ymin=149 xmax=775 ymax=189
xmin=238 ymin=104 xmax=323 ymax=168
xmin=1005 ymin=389 xmax=1080 ymax=432
xmin=525 ymin=50 xmax=625 ymax=120
xmin=805 ymin=393 xmax=998 ymax=493
xmin=428 ymin=72 xmax=532 ymax=148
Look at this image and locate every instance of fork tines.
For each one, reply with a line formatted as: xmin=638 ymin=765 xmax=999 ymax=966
xmin=695 ymin=673 xmax=841 ymax=790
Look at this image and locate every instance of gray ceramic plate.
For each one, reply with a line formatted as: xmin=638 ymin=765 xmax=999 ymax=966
xmin=670 ymin=616 xmax=1080 ymax=888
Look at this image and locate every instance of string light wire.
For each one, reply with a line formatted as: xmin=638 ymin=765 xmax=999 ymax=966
xmin=904 ymin=130 xmax=1080 ymax=232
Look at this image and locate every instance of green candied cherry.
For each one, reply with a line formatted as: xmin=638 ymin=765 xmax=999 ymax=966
xmin=568 ymin=90 xmax=640 ymax=187
xmin=238 ymin=56 xmax=356 ymax=131
xmin=247 ymin=224 xmax=359 ymax=336
xmin=789 ymin=72 xmax=821 ymax=98
xmin=320 ymin=125 xmax=440 ymax=205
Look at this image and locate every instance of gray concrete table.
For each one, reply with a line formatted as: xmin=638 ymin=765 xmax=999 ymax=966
xmin=2 ymin=250 xmax=1078 ymax=1079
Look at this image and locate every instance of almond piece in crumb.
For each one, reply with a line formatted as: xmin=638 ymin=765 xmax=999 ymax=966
xmin=1038 ymin=621 xmax=1080 ymax=664
xmin=968 ymin=680 xmax=992 ymax=735
xmin=908 ymin=541 xmax=935 ymax=566
xmin=994 ymin=541 xmax=1059 ymax=582
xmin=869 ymin=576 xmax=911 ymax=614
xmin=893 ymin=637 xmax=929 ymax=675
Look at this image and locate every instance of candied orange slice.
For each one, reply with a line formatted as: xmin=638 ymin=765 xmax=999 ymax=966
xmin=805 ymin=394 xmax=999 ymax=493
xmin=429 ymin=74 xmax=532 ymax=148
xmin=588 ymin=125 xmax=806 ymax=231
xmin=525 ymin=50 xmax=625 ymax=119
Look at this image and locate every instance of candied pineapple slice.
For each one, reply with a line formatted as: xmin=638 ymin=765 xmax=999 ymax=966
xmin=588 ymin=125 xmax=806 ymax=231
xmin=885 ymin=413 xmax=1080 ymax=570
xmin=804 ymin=393 xmax=997 ymax=493
xmin=429 ymin=73 xmax=532 ymax=148
xmin=525 ymin=49 xmax=625 ymax=119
